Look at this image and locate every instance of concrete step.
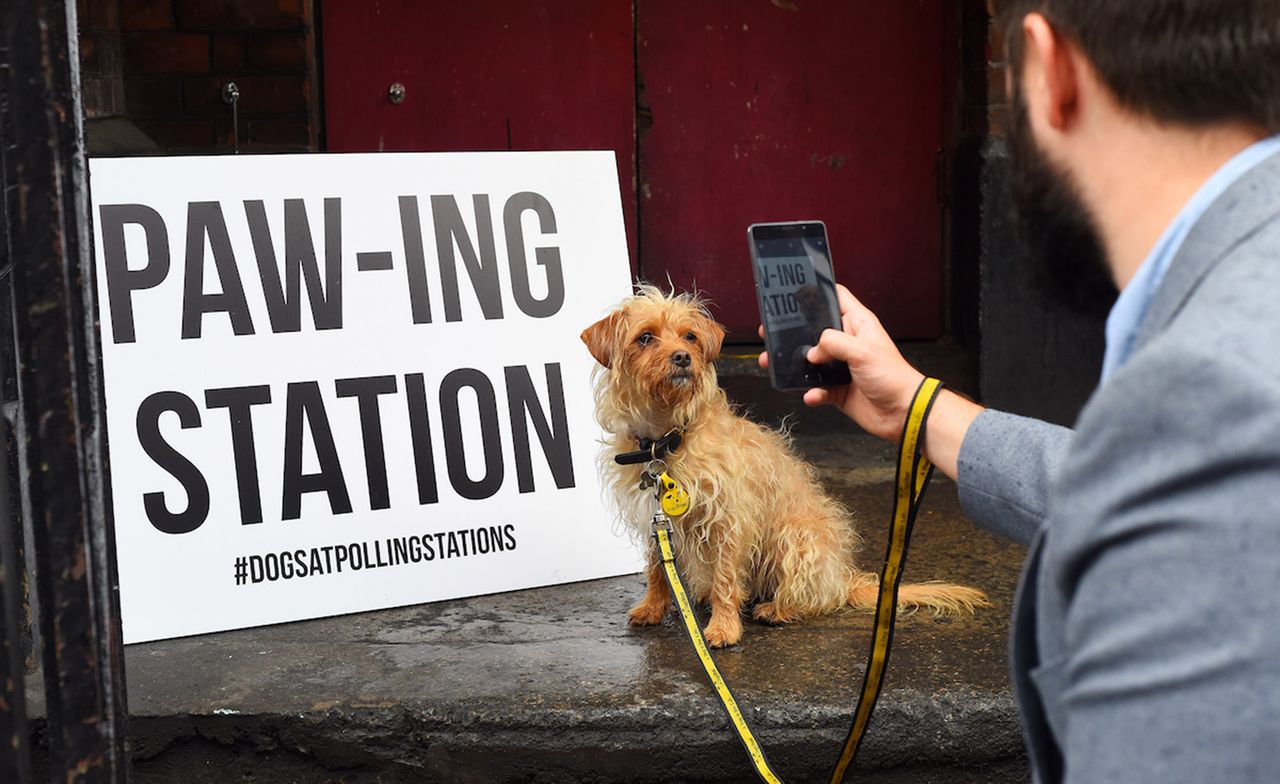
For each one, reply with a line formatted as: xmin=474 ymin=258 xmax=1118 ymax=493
xmin=29 ymin=343 xmax=1030 ymax=782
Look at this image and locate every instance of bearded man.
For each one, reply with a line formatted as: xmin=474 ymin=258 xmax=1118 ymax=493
xmin=769 ymin=2 xmax=1280 ymax=781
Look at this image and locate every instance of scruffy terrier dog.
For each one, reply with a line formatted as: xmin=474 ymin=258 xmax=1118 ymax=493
xmin=582 ymin=286 xmax=987 ymax=648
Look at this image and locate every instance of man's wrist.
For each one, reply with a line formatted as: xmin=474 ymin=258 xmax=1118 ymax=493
xmin=921 ymin=388 xmax=984 ymax=481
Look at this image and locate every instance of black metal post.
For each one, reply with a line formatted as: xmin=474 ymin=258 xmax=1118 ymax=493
xmin=0 ymin=25 xmax=33 ymax=783
xmin=0 ymin=0 xmax=130 ymax=781
xmin=0 ymin=469 xmax=27 ymax=784
xmin=0 ymin=378 xmax=29 ymax=781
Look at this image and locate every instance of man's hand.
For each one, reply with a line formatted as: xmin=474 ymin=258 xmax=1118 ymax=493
xmin=759 ymin=284 xmax=983 ymax=479
xmin=806 ymin=286 xmax=928 ymax=442
xmin=760 ymin=285 xmax=923 ymax=440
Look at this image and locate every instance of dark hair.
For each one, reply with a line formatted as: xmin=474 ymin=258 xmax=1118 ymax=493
xmin=993 ymin=0 xmax=1280 ymax=132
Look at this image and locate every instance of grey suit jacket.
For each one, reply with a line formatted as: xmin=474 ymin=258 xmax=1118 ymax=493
xmin=957 ymin=150 xmax=1280 ymax=783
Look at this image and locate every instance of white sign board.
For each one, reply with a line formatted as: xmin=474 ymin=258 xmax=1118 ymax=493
xmin=90 ymin=152 xmax=641 ymax=643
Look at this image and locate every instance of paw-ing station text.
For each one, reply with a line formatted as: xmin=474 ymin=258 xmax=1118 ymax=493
xmin=100 ymin=192 xmax=576 ymax=534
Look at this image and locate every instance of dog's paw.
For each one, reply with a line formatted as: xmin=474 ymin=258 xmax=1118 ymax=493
xmin=702 ymin=619 xmax=742 ymax=648
xmin=751 ymin=601 xmax=798 ymax=626
xmin=627 ymin=601 xmax=669 ymax=627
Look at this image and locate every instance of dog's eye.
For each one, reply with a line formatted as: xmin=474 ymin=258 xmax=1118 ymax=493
xmin=636 ymin=332 xmax=654 ymax=346
xmin=684 ymin=332 xmax=697 ymax=343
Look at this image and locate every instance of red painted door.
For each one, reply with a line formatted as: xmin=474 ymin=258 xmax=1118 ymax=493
xmin=320 ymin=0 xmax=638 ymax=263
xmin=636 ymin=1 xmax=947 ymax=338
xmin=320 ymin=1 xmax=948 ymax=338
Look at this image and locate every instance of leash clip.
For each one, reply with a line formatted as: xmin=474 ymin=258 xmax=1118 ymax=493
xmin=650 ymin=512 xmax=673 ymax=537
xmin=639 ymin=458 xmax=666 ymax=491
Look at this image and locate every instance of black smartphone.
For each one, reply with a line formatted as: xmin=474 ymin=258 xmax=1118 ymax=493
xmin=748 ymin=221 xmax=853 ymax=391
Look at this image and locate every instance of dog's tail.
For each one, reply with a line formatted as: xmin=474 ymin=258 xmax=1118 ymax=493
xmin=847 ymin=572 xmax=989 ymax=615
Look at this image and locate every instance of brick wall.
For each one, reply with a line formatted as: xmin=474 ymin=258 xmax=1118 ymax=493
xmin=79 ymin=0 xmax=126 ymax=118
xmin=107 ymin=0 xmax=318 ymax=153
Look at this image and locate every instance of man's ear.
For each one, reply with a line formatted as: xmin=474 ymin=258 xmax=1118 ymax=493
xmin=1023 ymin=12 xmax=1080 ymax=131
xmin=581 ymin=311 xmax=623 ymax=368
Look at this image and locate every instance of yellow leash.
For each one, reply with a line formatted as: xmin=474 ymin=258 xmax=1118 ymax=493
xmin=655 ymin=523 xmax=784 ymax=783
xmin=829 ymin=376 xmax=941 ymax=782
xmin=649 ymin=377 xmax=944 ymax=783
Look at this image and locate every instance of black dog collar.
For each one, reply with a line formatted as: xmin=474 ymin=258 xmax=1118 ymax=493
xmin=614 ymin=429 xmax=684 ymax=465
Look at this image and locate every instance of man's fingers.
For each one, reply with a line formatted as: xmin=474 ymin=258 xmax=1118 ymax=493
xmin=757 ymin=324 xmax=765 ymax=339
xmin=835 ymin=284 xmax=884 ymax=337
xmin=758 ymin=350 xmax=770 ymax=370
xmin=835 ymin=284 xmax=873 ymax=321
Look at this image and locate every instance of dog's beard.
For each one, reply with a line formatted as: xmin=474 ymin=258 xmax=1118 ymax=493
xmin=667 ymin=370 xmax=694 ymax=388
xmin=627 ymin=361 xmax=705 ymax=425
xmin=653 ymin=369 xmax=697 ymax=408
xmin=1008 ymin=81 xmax=1117 ymax=316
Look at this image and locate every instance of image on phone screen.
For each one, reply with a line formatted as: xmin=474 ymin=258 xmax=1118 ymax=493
xmin=749 ymin=221 xmax=852 ymax=390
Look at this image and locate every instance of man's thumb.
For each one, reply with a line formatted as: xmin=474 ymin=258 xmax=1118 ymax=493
xmin=808 ymin=328 xmax=860 ymax=366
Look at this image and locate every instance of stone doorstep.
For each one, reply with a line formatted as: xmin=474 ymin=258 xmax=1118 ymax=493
xmin=27 ymin=475 xmax=1028 ymax=782
xmin=27 ymin=351 xmax=1031 ymax=782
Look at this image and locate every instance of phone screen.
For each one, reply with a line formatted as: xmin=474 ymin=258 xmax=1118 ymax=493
xmin=749 ymin=222 xmax=852 ymax=390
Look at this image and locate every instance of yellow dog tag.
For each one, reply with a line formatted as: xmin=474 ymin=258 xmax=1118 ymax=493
xmin=658 ymin=471 xmax=690 ymax=517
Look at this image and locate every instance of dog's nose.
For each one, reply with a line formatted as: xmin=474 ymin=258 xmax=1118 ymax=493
xmin=671 ymin=350 xmax=692 ymax=368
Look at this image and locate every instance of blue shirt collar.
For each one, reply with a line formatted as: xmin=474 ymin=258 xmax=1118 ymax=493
xmin=1101 ymin=135 xmax=1280 ymax=381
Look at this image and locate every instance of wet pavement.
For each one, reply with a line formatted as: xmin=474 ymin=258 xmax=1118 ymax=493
xmin=30 ymin=344 xmax=1031 ymax=782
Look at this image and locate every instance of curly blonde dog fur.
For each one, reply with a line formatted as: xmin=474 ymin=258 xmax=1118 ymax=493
xmin=582 ymin=285 xmax=987 ymax=648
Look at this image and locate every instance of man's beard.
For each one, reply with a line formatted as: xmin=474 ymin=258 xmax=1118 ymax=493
xmin=1008 ymin=84 xmax=1117 ymax=316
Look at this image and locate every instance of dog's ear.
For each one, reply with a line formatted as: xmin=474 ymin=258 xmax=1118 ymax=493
xmin=701 ymin=316 xmax=727 ymax=361
xmin=581 ymin=311 xmax=623 ymax=368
